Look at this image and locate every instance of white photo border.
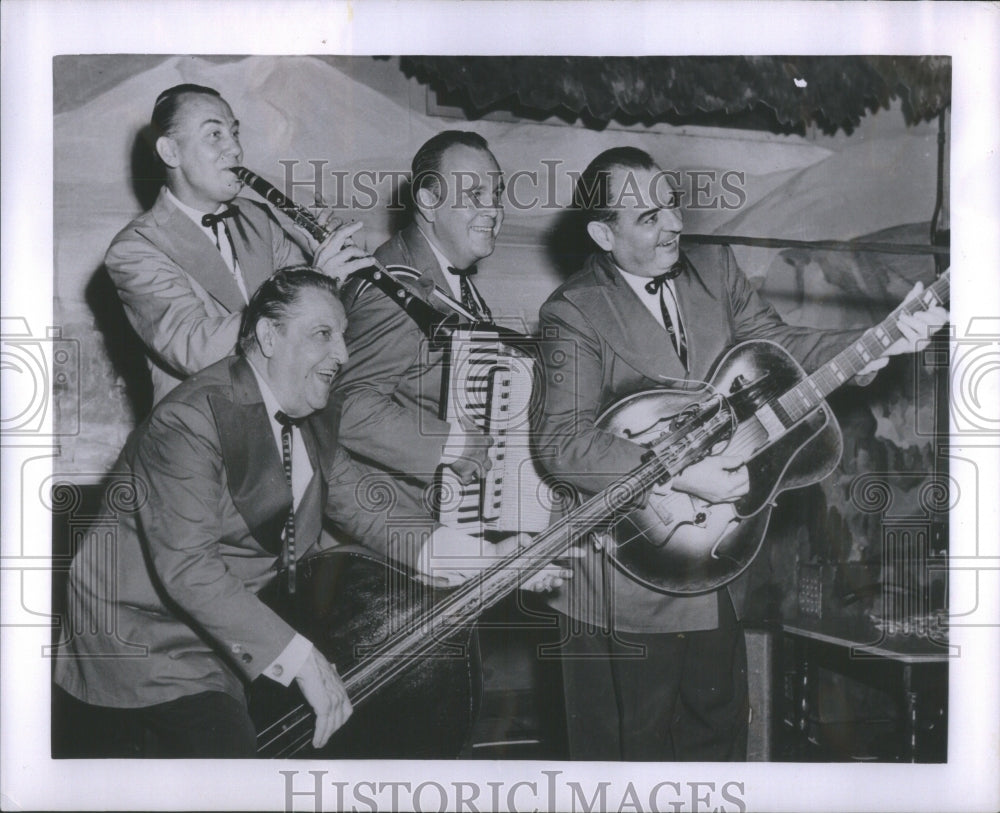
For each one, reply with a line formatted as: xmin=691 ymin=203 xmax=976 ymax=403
xmin=2 ymin=1 xmax=998 ymax=811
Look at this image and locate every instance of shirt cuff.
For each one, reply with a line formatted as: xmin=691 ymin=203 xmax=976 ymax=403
xmin=263 ymin=633 xmax=313 ymax=686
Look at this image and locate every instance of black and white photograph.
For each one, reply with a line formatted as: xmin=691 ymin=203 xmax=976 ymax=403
xmin=2 ymin=2 xmax=998 ymax=811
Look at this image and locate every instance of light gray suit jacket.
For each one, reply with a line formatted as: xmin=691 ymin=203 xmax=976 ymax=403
xmin=535 ymin=246 xmax=865 ymax=633
xmin=105 ymin=187 xmax=304 ymax=404
xmin=331 ymin=223 xmax=470 ymax=509
xmin=54 ymin=356 xmax=420 ymax=708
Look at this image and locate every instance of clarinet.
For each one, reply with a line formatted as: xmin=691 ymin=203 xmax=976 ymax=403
xmin=232 ymin=170 xmax=550 ymax=536
xmin=230 ymin=166 xmax=457 ymax=346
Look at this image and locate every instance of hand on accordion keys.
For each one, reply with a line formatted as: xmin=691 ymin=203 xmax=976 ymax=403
xmin=444 ymin=417 xmax=494 ymax=486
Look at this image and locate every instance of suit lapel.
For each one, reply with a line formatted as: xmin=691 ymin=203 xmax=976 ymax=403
xmin=228 ymin=200 xmax=273 ymax=294
xmin=370 ymin=223 xmax=470 ymax=320
xmin=672 ymin=247 xmax=728 ymax=379
xmin=570 ymin=254 xmax=689 ymax=383
xmin=293 ymin=419 xmax=329 ymax=556
xmin=210 ymin=358 xmax=291 ymax=554
xmin=398 ymin=224 xmax=470 ymax=316
xmin=143 ymin=188 xmax=247 ymax=313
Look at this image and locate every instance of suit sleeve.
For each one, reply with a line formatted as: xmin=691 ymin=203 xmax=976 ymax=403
xmin=105 ymin=229 xmax=244 ymax=378
xmin=720 ymin=246 xmax=865 ymax=372
xmin=132 ymin=400 xmax=298 ymax=681
xmin=534 ymin=295 xmax=648 ymax=495
xmin=331 ymin=284 xmax=451 ymax=481
xmin=321 ymin=440 xmax=431 ymax=573
xmin=267 ymin=210 xmax=307 ymax=272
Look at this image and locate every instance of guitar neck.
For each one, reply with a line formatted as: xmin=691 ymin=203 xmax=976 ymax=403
xmin=776 ymin=270 xmax=950 ymax=424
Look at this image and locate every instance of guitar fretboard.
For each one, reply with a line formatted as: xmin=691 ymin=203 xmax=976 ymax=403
xmin=776 ymin=271 xmax=950 ymax=426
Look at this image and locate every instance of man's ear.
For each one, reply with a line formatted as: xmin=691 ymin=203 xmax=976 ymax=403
xmin=255 ymin=318 xmax=278 ymax=358
xmin=586 ymin=220 xmax=615 ymax=253
xmin=155 ymin=135 xmax=180 ymax=169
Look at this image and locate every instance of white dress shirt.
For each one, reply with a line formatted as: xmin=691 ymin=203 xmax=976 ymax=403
xmin=166 ymin=187 xmax=251 ymax=304
xmin=616 ymin=264 xmax=685 ymax=338
xmin=246 ymin=359 xmax=314 ymax=686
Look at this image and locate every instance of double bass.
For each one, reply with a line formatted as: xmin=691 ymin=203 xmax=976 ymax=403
xmin=250 ymin=373 xmax=736 ymax=756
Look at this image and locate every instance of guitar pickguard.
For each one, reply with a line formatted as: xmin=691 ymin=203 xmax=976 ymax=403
xmin=596 ymin=340 xmax=843 ymax=594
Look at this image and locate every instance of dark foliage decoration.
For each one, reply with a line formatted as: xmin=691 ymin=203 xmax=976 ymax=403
xmin=401 ymin=56 xmax=950 ymax=134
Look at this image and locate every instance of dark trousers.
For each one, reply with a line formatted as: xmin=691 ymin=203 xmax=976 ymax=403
xmin=53 ymin=687 xmax=257 ymax=758
xmin=556 ymin=591 xmax=748 ymax=761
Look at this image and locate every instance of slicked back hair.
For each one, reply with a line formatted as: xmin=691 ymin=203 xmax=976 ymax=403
xmin=411 ymin=130 xmax=492 ymax=207
xmin=574 ymin=146 xmax=658 ymax=226
xmin=237 ymin=266 xmax=340 ymax=356
xmin=150 ymin=83 xmax=223 ymax=140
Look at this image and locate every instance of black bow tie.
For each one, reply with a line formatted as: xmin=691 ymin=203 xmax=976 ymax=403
xmin=274 ymin=410 xmax=304 ymax=429
xmin=447 ymin=265 xmax=478 ymax=277
xmin=643 ymin=262 xmax=685 ymax=294
xmin=201 ymin=205 xmax=239 ymax=228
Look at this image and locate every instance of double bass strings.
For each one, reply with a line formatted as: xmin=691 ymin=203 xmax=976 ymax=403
xmin=256 ymin=427 xmax=720 ymax=755
xmin=254 ymin=459 xmax=663 ymax=754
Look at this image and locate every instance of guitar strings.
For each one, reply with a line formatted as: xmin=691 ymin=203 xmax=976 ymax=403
xmin=256 ymin=460 xmax=667 ymax=754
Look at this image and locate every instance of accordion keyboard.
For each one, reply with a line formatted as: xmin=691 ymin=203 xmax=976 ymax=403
xmin=438 ymin=329 xmax=554 ymax=536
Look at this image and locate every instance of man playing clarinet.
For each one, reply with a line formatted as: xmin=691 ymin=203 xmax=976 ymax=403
xmin=105 ymin=83 xmax=371 ymax=405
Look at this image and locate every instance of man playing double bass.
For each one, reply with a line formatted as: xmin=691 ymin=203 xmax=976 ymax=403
xmin=534 ymin=147 xmax=948 ymax=761
xmin=54 ymin=268 xmax=569 ymax=758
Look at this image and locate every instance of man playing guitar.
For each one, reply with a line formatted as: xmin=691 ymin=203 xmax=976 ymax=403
xmin=534 ymin=147 xmax=948 ymax=761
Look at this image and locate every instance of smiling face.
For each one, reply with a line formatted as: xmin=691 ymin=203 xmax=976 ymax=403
xmin=589 ymin=164 xmax=684 ymax=278
xmin=156 ymin=92 xmax=244 ymax=212
xmin=257 ymin=290 xmax=348 ymax=418
xmin=418 ymin=144 xmax=504 ymax=270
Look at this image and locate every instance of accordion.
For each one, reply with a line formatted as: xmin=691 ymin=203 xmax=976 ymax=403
xmin=436 ymin=327 xmax=556 ymax=536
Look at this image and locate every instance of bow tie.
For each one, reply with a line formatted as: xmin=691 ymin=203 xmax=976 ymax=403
xmin=447 ymin=264 xmax=478 ymax=277
xmin=643 ymin=262 xmax=685 ymax=294
xmin=274 ymin=410 xmax=305 ymax=429
xmin=201 ymin=205 xmax=239 ymax=228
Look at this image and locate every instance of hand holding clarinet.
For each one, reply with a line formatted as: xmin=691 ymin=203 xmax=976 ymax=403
xmin=311 ymin=214 xmax=371 ymax=284
xmin=230 ymin=166 xmax=372 ymax=285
